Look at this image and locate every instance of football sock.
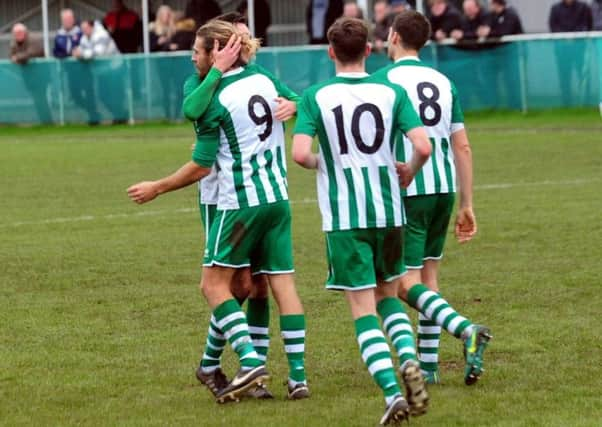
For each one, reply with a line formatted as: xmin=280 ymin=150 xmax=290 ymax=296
xmin=199 ymin=315 xmax=226 ymax=373
xmin=407 ymin=284 xmax=472 ymax=339
xmin=355 ymin=315 xmax=402 ymax=404
xmin=247 ymin=298 xmax=270 ymax=363
xmin=417 ymin=313 xmax=441 ymax=375
xmin=377 ymin=297 xmax=417 ymax=367
xmin=280 ymin=314 xmax=307 ymax=386
xmin=213 ymin=298 xmax=262 ymax=370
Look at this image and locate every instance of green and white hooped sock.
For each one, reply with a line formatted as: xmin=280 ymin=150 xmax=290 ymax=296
xmin=355 ymin=315 xmax=402 ymax=405
xmin=199 ymin=315 xmax=226 ymax=373
xmin=247 ymin=298 xmax=270 ymax=363
xmin=280 ymin=314 xmax=307 ymax=386
xmin=417 ymin=313 xmax=441 ymax=375
xmin=377 ymin=297 xmax=417 ymax=367
xmin=213 ymin=299 xmax=262 ymax=370
xmin=407 ymin=284 xmax=473 ymax=339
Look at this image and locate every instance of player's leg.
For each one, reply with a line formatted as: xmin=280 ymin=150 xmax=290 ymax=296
xmin=398 ymin=195 xmax=443 ymax=383
xmin=196 ymin=202 xmax=231 ymax=395
xmin=327 ymin=229 xmax=408 ymax=425
xmin=373 ymin=227 xmax=428 ymax=417
xmin=202 ymin=208 xmax=269 ymax=402
xmin=256 ymin=201 xmax=308 ymax=399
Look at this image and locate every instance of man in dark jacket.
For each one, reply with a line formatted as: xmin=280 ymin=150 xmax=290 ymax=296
xmin=306 ymin=0 xmax=344 ymax=44
xmin=53 ymin=8 xmax=82 ymax=58
xmin=549 ymin=0 xmax=593 ymax=32
xmin=453 ymin=0 xmax=489 ymax=40
xmin=482 ymin=0 xmax=523 ymax=38
xmin=428 ymin=0 xmax=463 ymax=41
xmin=103 ymin=0 xmax=142 ymax=53
xmin=185 ymin=0 xmax=222 ymax=29
xmin=549 ymin=0 xmax=593 ymax=107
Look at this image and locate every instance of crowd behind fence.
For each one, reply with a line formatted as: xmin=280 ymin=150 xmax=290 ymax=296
xmin=1 ymin=33 xmax=601 ymax=126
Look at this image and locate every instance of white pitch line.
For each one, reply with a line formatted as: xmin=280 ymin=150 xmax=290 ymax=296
xmin=1 ymin=178 xmax=599 ymax=229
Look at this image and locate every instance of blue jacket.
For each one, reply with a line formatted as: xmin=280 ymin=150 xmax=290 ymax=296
xmin=53 ymin=26 xmax=82 ymax=58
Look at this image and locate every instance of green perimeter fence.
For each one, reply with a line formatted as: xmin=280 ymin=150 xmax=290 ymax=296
xmin=1 ymin=34 xmax=601 ymax=125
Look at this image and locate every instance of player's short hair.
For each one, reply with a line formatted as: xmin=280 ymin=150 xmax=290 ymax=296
xmin=214 ymin=12 xmax=247 ymax=25
xmin=326 ymin=17 xmax=369 ymax=64
xmin=391 ymin=10 xmax=431 ymax=51
xmin=196 ymin=19 xmax=260 ymax=64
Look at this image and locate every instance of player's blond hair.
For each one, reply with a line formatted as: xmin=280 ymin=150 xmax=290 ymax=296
xmin=196 ymin=20 xmax=260 ymax=65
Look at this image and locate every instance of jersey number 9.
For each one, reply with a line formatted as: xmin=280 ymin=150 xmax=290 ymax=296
xmin=248 ymin=95 xmax=273 ymax=141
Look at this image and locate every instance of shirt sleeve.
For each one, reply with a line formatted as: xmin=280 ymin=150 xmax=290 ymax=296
xmin=395 ymin=87 xmax=423 ymax=134
xmin=191 ymin=102 xmax=222 ymax=168
xmin=182 ymin=67 xmax=223 ymax=121
xmin=293 ymin=90 xmax=318 ymax=137
xmin=450 ymin=81 xmax=465 ymax=131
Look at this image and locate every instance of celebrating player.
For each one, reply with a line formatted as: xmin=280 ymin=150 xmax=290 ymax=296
xmin=127 ymin=20 xmax=308 ymax=402
xmin=379 ymin=10 xmax=492 ymax=385
xmin=182 ymin=12 xmax=298 ymax=400
xmin=293 ymin=17 xmax=431 ymax=425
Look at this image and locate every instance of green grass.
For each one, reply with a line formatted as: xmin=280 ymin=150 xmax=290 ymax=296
xmin=1 ymin=110 xmax=602 ymax=426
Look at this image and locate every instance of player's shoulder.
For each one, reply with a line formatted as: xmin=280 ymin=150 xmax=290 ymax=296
xmin=302 ymin=77 xmax=341 ymax=99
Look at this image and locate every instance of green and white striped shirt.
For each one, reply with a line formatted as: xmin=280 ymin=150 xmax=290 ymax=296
xmin=380 ymin=57 xmax=465 ymax=197
xmin=295 ymin=72 xmax=423 ymax=232
xmin=192 ymin=66 xmax=297 ymax=210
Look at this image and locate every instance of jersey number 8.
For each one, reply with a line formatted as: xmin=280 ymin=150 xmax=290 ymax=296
xmin=417 ymin=82 xmax=442 ymax=126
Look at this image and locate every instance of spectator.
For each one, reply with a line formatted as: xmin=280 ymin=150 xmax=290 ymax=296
xmin=549 ymin=0 xmax=593 ymax=32
xmin=53 ymin=8 xmax=82 ymax=58
xmin=343 ymin=1 xmax=364 ymax=19
xmin=103 ymin=0 xmax=142 ymax=53
xmin=150 ymin=5 xmax=178 ymax=52
xmin=372 ymin=0 xmax=392 ymax=50
xmin=237 ymin=0 xmax=271 ymax=46
xmin=306 ymin=0 xmax=344 ymax=44
xmin=593 ymin=0 xmax=602 ymax=29
xmin=480 ymin=0 xmax=523 ymax=38
xmin=73 ymin=20 xmax=120 ymax=59
xmin=428 ymin=0 xmax=463 ymax=41
xmin=171 ymin=11 xmax=197 ymax=50
xmin=10 ymin=23 xmax=52 ymax=123
xmin=185 ymin=0 xmax=222 ymax=29
xmin=10 ymin=23 xmax=44 ymax=64
xmin=391 ymin=0 xmax=411 ymax=14
xmin=452 ymin=0 xmax=489 ymax=40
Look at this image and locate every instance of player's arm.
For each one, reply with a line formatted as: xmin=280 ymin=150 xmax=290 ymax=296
xmin=394 ymin=89 xmax=432 ymax=187
xmin=449 ymin=83 xmax=476 ymax=243
xmin=292 ymin=91 xmax=318 ymax=169
xmin=182 ymin=36 xmax=241 ymax=121
xmin=127 ymin=162 xmax=211 ymax=204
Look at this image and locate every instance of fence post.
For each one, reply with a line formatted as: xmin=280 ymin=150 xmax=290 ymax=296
xmin=57 ymin=60 xmax=65 ymax=126
xmin=518 ymin=40 xmax=528 ymax=114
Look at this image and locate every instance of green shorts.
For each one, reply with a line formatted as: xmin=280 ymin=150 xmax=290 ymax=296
xmin=203 ymin=200 xmax=294 ymax=275
xmin=403 ymin=193 xmax=455 ymax=269
xmin=200 ymin=203 xmax=217 ymax=236
xmin=325 ymin=227 xmax=405 ymax=291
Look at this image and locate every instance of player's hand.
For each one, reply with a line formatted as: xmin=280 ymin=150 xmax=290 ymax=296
xmin=274 ymin=98 xmax=297 ymax=121
xmin=455 ymin=206 xmax=477 ymax=243
xmin=127 ymin=181 xmax=160 ymax=204
xmin=395 ymin=162 xmax=415 ymax=188
xmin=212 ymin=35 xmax=241 ymax=73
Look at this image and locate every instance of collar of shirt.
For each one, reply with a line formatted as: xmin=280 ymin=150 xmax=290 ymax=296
xmin=395 ymin=55 xmax=420 ymax=63
xmin=222 ymin=67 xmax=245 ymax=78
xmin=336 ymin=72 xmax=369 ymax=78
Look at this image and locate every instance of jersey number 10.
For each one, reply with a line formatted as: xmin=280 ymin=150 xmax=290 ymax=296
xmin=331 ymin=103 xmax=385 ymax=155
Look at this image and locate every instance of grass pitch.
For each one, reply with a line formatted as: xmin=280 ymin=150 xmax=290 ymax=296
xmin=1 ymin=109 xmax=602 ymax=426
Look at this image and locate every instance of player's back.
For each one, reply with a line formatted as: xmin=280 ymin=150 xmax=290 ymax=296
xmin=382 ymin=58 xmax=464 ymax=196
xmin=299 ymin=73 xmax=421 ymax=231
xmin=204 ymin=66 xmax=289 ymax=210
